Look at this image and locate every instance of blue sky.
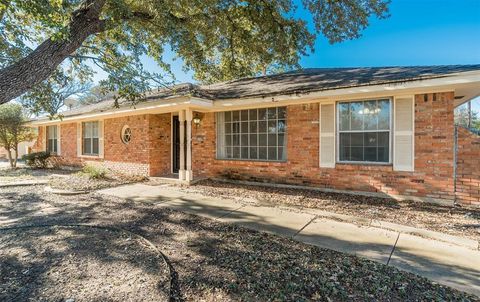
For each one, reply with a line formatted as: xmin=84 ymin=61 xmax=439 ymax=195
xmin=92 ymin=0 xmax=480 ymax=109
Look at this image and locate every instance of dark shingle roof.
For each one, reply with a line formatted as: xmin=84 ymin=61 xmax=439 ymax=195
xmin=56 ymin=65 xmax=480 ymax=118
xmin=201 ymin=65 xmax=480 ymax=99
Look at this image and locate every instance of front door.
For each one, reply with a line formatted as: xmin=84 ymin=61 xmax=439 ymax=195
xmin=172 ymin=116 xmax=187 ymax=174
xmin=172 ymin=116 xmax=180 ymax=173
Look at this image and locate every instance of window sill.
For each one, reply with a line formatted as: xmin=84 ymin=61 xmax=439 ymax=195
xmin=215 ymin=157 xmax=287 ymax=163
xmin=79 ymin=154 xmax=100 ymax=159
xmin=336 ymin=162 xmax=392 ymax=167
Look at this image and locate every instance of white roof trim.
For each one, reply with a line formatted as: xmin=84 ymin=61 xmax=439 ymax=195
xmin=28 ymin=70 xmax=480 ymax=125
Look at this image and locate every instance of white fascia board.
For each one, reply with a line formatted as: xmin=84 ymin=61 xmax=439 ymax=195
xmin=211 ymin=71 xmax=480 ymax=110
xmin=29 ymin=96 xmax=214 ymax=126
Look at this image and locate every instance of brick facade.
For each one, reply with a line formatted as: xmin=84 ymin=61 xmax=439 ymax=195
xmin=31 ymin=91 xmax=480 ymax=206
xmin=148 ymin=114 xmax=172 ymax=176
xmin=456 ymin=127 xmax=480 ymax=206
xmin=33 ymin=113 xmax=172 ymax=177
xmin=193 ymin=92 xmax=457 ymax=204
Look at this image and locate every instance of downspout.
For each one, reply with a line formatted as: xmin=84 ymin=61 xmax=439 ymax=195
xmin=453 ymin=125 xmax=458 ymax=206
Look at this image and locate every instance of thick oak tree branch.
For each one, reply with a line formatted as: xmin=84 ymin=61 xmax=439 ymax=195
xmin=0 ymin=0 xmax=107 ymax=104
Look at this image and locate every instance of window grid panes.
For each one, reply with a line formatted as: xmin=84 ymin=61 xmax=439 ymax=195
xmin=338 ymin=99 xmax=391 ymax=163
xmin=46 ymin=125 xmax=58 ymax=154
xmin=82 ymin=121 xmax=99 ymax=156
xmin=217 ymin=107 xmax=287 ymax=161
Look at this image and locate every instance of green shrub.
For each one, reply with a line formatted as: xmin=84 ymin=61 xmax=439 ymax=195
xmin=82 ymin=164 xmax=107 ymax=179
xmin=22 ymin=152 xmax=51 ymax=168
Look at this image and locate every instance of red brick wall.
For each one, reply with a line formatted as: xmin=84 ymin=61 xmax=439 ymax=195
xmin=192 ymin=92 xmax=456 ymax=203
xmin=104 ymin=115 xmax=150 ymax=164
xmin=31 ymin=114 xmax=172 ymax=176
xmin=456 ymin=127 xmax=480 ymax=206
xmin=148 ymin=113 xmax=172 ymax=176
xmin=32 ymin=126 xmax=45 ymax=152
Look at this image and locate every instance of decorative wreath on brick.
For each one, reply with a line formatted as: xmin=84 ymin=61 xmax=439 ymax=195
xmin=121 ymin=125 xmax=132 ymax=144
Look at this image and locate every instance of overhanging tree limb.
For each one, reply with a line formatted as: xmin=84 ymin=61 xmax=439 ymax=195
xmin=0 ymin=0 xmax=107 ymax=104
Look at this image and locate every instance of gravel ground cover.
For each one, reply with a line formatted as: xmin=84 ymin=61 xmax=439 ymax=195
xmin=48 ymin=172 xmax=143 ymax=191
xmin=172 ymin=180 xmax=480 ymax=241
xmin=0 ymin=226 xmax=169 ymax=302
xmin=0 ymin=167 xmax=74 ymax=183
xmin=0 ymin=185 xmax=477 ymax=301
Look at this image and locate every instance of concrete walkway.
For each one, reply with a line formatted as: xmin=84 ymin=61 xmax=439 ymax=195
xmin=99 ymin=183 xmax=480 ymax=296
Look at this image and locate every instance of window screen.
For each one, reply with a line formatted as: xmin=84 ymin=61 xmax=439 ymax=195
xmin=217 ymin=107 xmax=287 ymax=161
xmin=338 ymin=99 xmax=391 ymax=163
xmin=46 ymin=125 xmax=58 ymax=154
xmin=82 ymin=121 xmax=99 ymax=156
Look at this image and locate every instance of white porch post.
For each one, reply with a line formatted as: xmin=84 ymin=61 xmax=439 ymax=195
xmin=185 ymin=109 xmax=193 ymax=181
xmin=178 ymin=110 xmax=186 ymax=181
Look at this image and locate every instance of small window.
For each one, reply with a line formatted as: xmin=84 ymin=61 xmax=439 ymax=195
xmin=121 ymin=125 xmax=132 ymax=144
xmin=46 ymin=125 xmax=58 ymax=154
xmin=337 ymin=99 xmax=391 ymax=163
xmin=82 ymin=121 xmax=99 ymax=156
xmin=216 ymin=107 xmax=287 ymax=161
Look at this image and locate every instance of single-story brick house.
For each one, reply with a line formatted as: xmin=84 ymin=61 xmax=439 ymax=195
xmin=30 ymin=65 xmax=480 ymax=206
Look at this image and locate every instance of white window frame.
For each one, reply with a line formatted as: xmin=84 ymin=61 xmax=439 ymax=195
xmin=82 ymin=121 xmax=100 ymax=156
xmin=46 ymin=125 xmax=58 ymax=154
xmin=216 ymin=107 xmax=287 ymax=162
xmin=336 ymin=98 xmax=393 ymax=165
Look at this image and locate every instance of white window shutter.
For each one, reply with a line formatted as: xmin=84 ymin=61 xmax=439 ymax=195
xmin=98 ymin=120 xmax=104 ymax=158
xmin=57 ymin=125 xmax=61 ymax=156
xmin=394 ymin=96 xmax=414 ymax=171
xmin=319 ymin=103 xmax=336 ymax=168
xmin=76 ymin=122 xmax=82 ymax=157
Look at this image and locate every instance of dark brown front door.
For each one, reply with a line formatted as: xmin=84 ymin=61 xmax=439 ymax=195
xmin=172 ymin=116 xmax=187 ymax=174
xmin=172 ymin=116 xmax=180 ymax=173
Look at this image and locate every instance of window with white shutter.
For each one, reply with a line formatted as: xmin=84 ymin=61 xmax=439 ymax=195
xmin=337 ymin=99 xmax=392 ymax=164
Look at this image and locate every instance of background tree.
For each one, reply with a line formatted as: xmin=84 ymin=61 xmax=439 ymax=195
xmin=0 ymin=103 xmax=36 ymax=168
xmin=77 ymin=85 xmax=116 ymax=106
xmin=0 ymin=0 xmax=390 ymax=106
xmin=20 ymin=69 xmax=92 ymax=119
xmin=455 ymin=104 xmax=480 ymax=130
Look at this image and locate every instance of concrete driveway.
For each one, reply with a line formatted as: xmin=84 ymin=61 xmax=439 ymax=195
xmin=99 ymin=183 xmax=480 ymax=296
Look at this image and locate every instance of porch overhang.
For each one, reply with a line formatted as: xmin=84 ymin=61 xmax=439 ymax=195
xmin=28 ymin=96 xmax=213 ymax=126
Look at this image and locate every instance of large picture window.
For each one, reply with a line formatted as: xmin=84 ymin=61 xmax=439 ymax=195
xmin=337 ymin=99 xmax=391 ymax=163
xmin=82 ymin=121 xmax=99 ymax=156
xmin=217 ymin=107 xmax=287 ymax=161
xmin=46 ymin=125 xmax=58 ymax=154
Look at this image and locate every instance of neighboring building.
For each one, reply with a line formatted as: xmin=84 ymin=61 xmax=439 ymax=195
xmin=0 ymin=141 xmax=35 ymax=160
xmin=29 ymin=65 xmax=480 ymax=206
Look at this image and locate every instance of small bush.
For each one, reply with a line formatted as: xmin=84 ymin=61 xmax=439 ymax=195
xmin=22 ymin=152 xmax=51 ymax=168
xmin=82 ymin=164 xmax=107 ymax=179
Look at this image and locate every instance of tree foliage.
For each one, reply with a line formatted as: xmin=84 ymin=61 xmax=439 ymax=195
xmin=0 ymin=0 xmax=390 ymax=106
xmin=0 ymin=103 xmax=36 ymax=167
xmin=20 ymin=69 xmax=92 ymax=118
xmin=455 ymin=103 xmax=480 ymax=130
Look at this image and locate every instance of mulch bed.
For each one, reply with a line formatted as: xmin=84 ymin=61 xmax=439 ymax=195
xmin=0 ymin=226 xmax=170 ymax=302
xmin=0 ymin=167 xmax=74 ymax=183
xmin=175 ymin=180 xmax=480 ymax=241
xmin=48 ymin=172 xmax=145 ymax=191
xmin=0 ymin=185 xmax=477 ymax=301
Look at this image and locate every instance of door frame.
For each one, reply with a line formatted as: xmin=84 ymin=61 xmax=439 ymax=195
xmin=171 ymin=113 xmax=178 ymax=174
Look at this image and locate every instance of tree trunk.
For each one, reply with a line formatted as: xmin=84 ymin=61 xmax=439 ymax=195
xmin=0 ymin=0 xmax=107 ymax=104
xmin=6 ymin=149 xmax=14 ymax=168
xmin=13 ymin=144 xmax=18 ymax=168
